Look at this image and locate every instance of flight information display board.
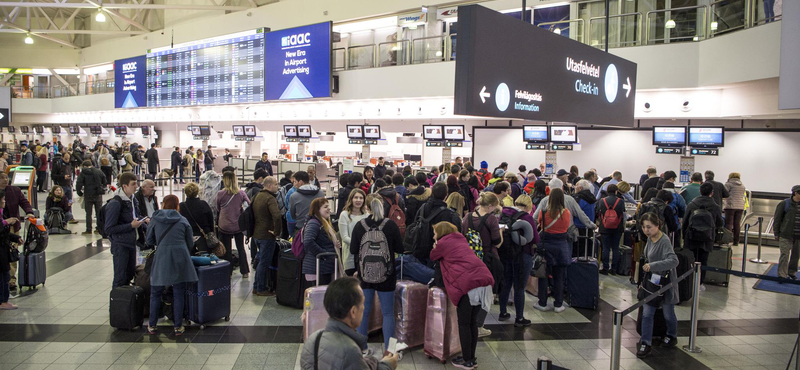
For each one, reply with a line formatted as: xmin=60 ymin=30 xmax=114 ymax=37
xmin=146 ymin=29 xmax=266 ymax=107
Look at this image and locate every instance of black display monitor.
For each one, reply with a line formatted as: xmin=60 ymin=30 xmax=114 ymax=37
xmin=688 ymin=127 xmax=724 ymax=148
xmin=652 ymin=126 xmax=687 ymax=147
xmin=363 ymin=125 xmax=381 ymax=139
xmin=443 ymin=125 xmax=465 ymax=141
xmin=34 ymin=126 xmax=44 ymax=134
xmin=284 ymin=125 xmax=298 ymax=137
xmin=523 ymin=125 xmax=549 ymax=143
xmin=297 ymin=125 xmax=312 ymax=138
xmin=244 ymin=125 xmax=256 ymax=137
xmin=141 ymin=126 xmax=150 ymax=135
xmin=51 ymin=126 xmax=61 ymax=134
xmin=316 ymin=151 xmax=326 ymax=156
xmin=549 ymin=125 xmax=578 ymax=143
xmin=21 ymin=126 xmax=30 ymax=134
xmin=423 ymin=125 xmax=444 ymax=141
xmin=114 ymin=126 xmax=127 ymax=135
xmin=89 ymin=126 xmax=102 ymax=135
xmin=198 ymin=126 xmax=212 ymax=136
xmin=6 ymin=126 xmax=15 ymax=133
xmin=409 ymin=154 xmax=422 ymax=161
xmin=346 ymin=125 xmax=363 ymax=139
xmin=232 ymin=125 xmax=245 ymax=136
xmin=69 ymin=126 xmax=79 ymax=134
xmin=279 ymin=149 xmax=288 ymax=155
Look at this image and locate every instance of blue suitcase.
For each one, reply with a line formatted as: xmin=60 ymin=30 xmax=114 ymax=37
xmin=18 ymin=251 xmax=46 ymax=290
xmin=185 ymin=260 xmax=231 ymax=329
xmin=567 ymin=231 xmax=599 ymax=310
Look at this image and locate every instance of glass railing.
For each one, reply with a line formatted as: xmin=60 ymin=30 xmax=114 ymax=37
xmin=333 ymin=48 xmax=346 ymax=71
xmin=10 ymin=86 xmax=50 ymax=99
xmin=412 ymin=35 xmax=447 ymax=64
xmin=538 ymin=19 xmax=585 ymax=44
xmin=378 ymin=40 xmax=411 ymax=67
xmin=711 ymin=0 xmax=747 ymax=36
xmin=12 ymin=80 xmax=115 ymax=99
xmin=646 ymin=5 xmax=709 ymax=44
xmin=589 ymin=13 xmax=642 ymax=48
xmin=751 ymin=0 xmax=781 ymax=26
xmin=347 ymin=44 xmax=375 ymax=70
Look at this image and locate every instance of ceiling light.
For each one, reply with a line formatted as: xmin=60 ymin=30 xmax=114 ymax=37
xmin=24 ymin=34 xmax=34 ymax=44
xmin=553 ymin=27 xmax=562 ymax=35
xmin=710 ymin=21 xmax=718 ymax=31
xmin=665 ymin=19 xmax=676 ymax=29
xmin=95 ymin=11 xmax=106 ymax=23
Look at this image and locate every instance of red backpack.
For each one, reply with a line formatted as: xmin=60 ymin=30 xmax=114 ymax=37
xmin=601 ymin=198 xmax=622 ymax=230
xmin=386 ymin=194 xmax=407 ymax=237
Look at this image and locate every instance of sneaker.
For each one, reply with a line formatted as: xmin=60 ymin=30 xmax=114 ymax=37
xmin=599 ymin=270 xmax=609 ymax=275
xmin=636 ymin=342 xmax=651 ymax=358
xmin=242 ymin=274 xmax=249 ymax=278
xmin=147 ymin=326 xmax=157 ymax=335
xmin=498 ymin=312 xmax=511 ymax=321
xmin=362 ymin=348 xmax=374 ymax=357
xmin=451 ymin=356 xmax=477 ymax=370
xmin=81 ymin=231 xmax=93 ymax=235
xmin=554 ymin=305 xmax=567 ymax=313
xmin=174 ymin=326 xmax=185 ymax=336
xmin=788 ymin=275 xmax=798 ymax=281
xmin=514 ymin=318 xmax=531 ymax=327
xmin=533 ymin=302 xmax=552 ymax=312
xmin=699 ymin=285 xmax=707 ymax=292
xmin=477 ymin=327 xmax=492 ymax=338
xmin=68 ymin=220 xmax=79 ymax=224
xmin=661 ymin=335 xmax=678 ymax=348
xmin=254 ymin=291 xmax=275 ymax=297
xmin=0 ymin=302 xmax=18 ymax=310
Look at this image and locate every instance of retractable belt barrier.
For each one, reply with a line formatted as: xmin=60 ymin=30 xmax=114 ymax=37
xmin=701 ymin=265 xmax=800 ymax=286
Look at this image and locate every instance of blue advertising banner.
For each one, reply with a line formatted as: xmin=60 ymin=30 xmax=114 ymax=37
xmin=264 ymin=22 xmax=332 ymax=101
xmin=114 ymin=55 xmax=147 ymax=108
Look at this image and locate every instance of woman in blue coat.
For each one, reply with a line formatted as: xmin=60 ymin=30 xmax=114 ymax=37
xmin=145 ymin=194 xmax=198 ymax=336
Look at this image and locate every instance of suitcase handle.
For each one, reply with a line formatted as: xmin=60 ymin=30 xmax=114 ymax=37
xmin=315 ymin=252 xmax=338 ymax=287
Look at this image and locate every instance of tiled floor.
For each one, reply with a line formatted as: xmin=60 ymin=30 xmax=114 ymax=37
xmin=2 ymin=188 xmax=799 ymax=370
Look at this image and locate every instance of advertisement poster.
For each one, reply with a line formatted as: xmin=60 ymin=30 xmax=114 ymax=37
xmin=114 ymin=55 xmax=147 ymax=108
xmin=264 ymin=22 xmax=332 ymax=100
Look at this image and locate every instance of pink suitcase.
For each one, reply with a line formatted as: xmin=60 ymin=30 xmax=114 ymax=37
xmin=423 ymin=287 xmax=461 ymax=363
xmin=394 ymin=256 xmax=429 ymax=349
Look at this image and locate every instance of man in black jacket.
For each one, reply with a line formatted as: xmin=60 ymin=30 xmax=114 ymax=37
xmin=145 ymin=144 xmax=159 ymax=179
xmin=682 ymin=182 xmax=724 ymax=289
xmin=641 ymin=167 xmax=660 ymax=196
xmin=254 ymin=152 xmax=274 ymax=177
xmin=171 ymin=147 xmax=183 ymax=184
xmin=76 ymin=160 xmax=107 ymax=235
xmin=414 ymin=182 xmax=462 ymax=264
xmin=704 ymin=170 xmax=729 ymax=208
xmin=106 ymin=172 xmax=145 ymax=288
xmin=374 ymin=157 xmax=387 ymax=179
xmin=335 ymin=173 xmax=353 ymax=218
xmin=204 ymin=145 xmax=215 ymax=171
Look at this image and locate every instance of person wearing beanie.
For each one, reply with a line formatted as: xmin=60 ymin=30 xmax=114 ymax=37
xmin=773 ymin=185 xmax=800 ymax=280
xmin=477 ymin=161 xmax=492 ymax=186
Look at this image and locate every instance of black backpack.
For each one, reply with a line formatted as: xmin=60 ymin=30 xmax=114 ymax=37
xmin=637 ymin=200 xmax=667 ymax=238
xmin=97 ymin=196 xmax=123 ymax=239
xmin=403 ymin=206 xmax=446 ymax=255
xmin=31 ymin=153 xmax=41 ymax=169
xmin=498 ymin=210 xmax=528 ymax=259
xmin=238 ymin=196 xmax=256 ymax=239
xmin=687 ymin=206 xmax=715 ymax=242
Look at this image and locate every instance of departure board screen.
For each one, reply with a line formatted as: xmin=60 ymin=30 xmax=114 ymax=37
xmin=146 ymin=29 xmax=266 ymax=107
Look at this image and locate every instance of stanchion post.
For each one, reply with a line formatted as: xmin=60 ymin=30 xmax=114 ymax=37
xmin=751 ymin=217 xmax=768 ymax=264
xmin=796 ymin=312 xmax=799 ymax=370
xmin=741 ymin=223 xmax=750 ymax=272
xmin=683 ymin=262 xmax=703 ymax=353
xmin=610 ymin=310 xmax=623 ymax=370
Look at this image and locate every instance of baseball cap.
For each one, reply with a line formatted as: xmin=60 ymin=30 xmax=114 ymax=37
xmin=556 ymin=169 xmax=569 ymax=177
xmin=494 ymin=168 xmax=505 ymax=177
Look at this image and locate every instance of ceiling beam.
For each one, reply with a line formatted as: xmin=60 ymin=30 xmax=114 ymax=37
xmin=0 ymin=2 xmax=251 ymax=10
xmin=84 ymin=0 xmax=150 ymax=32
xmin=0 ymin=28 xmax=144 ymax=34
xmin=48 ymin=68 xmax=76 ymax=95
xmin=59 ymin=7 xmax=79 ymax=30
xmin=0 ymin=20 xmax=79 ymax=48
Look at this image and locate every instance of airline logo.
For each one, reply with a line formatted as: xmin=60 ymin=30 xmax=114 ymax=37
xmin=122 ymin=61 xmax=137 ymax=72
xmin=281 ymin=32 xmax=311 ymax=48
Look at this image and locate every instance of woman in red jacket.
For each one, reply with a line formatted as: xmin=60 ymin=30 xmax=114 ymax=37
xmin=430 ymin=221 xmax=494 ymax=370
xmin=535 ymin=188 xmax=572 ymax=313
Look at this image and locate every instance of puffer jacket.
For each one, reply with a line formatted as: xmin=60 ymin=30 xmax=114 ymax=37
xmin=572 ymin=189 xmax=597 ymax=229
xmin=430 ymin=232 xmax=495 ymax=306
xmin=300 ymin=319 xmax=392 ymax=370
xmin=723 ymin=179 xmax=746 ymax=211
xmin=404 ymin=186 xmax=431 ymax=222
xmin=145 ymin=209 xmax=198 ymax=287
xmin=301 ymin=216 xmax=337 ymax=275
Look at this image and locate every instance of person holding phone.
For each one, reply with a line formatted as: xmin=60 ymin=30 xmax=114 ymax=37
xmin=105 ymin=172 xmax=145 ymax=288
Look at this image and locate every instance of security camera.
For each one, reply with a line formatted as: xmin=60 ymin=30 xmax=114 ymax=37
xmin=681 ymin=100 xmax=692 ymax=112
xmin=643 ymin=102 xmax=652 ymax=113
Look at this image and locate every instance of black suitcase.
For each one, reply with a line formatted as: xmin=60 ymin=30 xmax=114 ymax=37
xmin=110 ymin=285 xmax=145 ymax=331
xmin=705 ymin=246 xmax=732 ymax=286
xmin=267 ymin=240 xmax=289 ymax=293
xmin=636 ymin=306 xmax=667 ymax=338
xmin=616 ymin=246 xmax=632 ymax=276
xmin=276 ymin=248 xmax=304 ymax=309
xmin=676 ymin=248 xmax=695 ymax=303
xmin=567 ymin=230 xmax=599 ymax=310
xmin=186 ymin=261 xmax=231 ymax=329
xmin=18 ymin=251 xmax=46 ymax=289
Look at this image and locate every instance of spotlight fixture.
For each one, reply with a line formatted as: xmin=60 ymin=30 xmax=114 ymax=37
xmin=665 ymin=19 xmax=676 ymax=29
xmin=24 ymin=34 xmax=34 ymax=44
xmin=95 ymin=10 xmax=106 ymax=22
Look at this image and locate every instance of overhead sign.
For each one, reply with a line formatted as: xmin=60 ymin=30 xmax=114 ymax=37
xmin=0 ymin=86 xmax=11 ymax=127
xmin=0 ymin=108 xmax=9 ymax=127
xmin=551 ymin=144 xmax=573 ymax=151
xmin=526 ymin=143 xmax=547 ymax=150
xmin=114 ymin=55 xmax=147 ymax=108
xmin=691 ymin=148 xmax=719 ymax=156
xmin=454 ymin=5 xmax=637 ymax=126
xmin=656 ymin=147 xmax=683 ymax=154
xmin=264 ymin=22 xmax=332 ymax=101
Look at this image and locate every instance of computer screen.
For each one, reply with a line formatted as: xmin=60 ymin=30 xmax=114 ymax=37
xmin=297 ymin=125 xmax=312 ymax=138
xmin=34 ymin=126 xmax=43 ymax=134
xmin=114 ymin=126 xmax=127 ymax=135
xmin=409 ymin=154 xmax=422 ymax=161
xmin=363 ymin=125 xmax=381 ymax=139
xmin=523 ymin=125 xmax=549 ymax=143
xmin=423 ymin=125 xmax=443 ymax=140
xmin=279 ymin=149 xmax=288 ymax=155
xmin=653 ymin=126 xmax=687 ymax=147
xmin=232 ymin=125 xmax=244 ymax=136
xmin=69 ymin=126 xmax=79 ymax=134
xmin=443 ymin=125 xmax=465 ymax=141
xmin=141 ymin=126 xmax=150 ymax=135
xmin=316 ymin=151 xmax=326 ymax=156
xmin=20 ymin=126 xmax=29 ymax=134
xmin=11 ymin=171 xmax=32 ymax=186
xmin=346 ymin=125 xmax=363 ymax=139
xmin=90 ymin=126 xmax=102 ymax=135
xmin=688 ymin=127 xmax=724 ymax=147
xmin=198 ymin=126 xmax=211 ymax=136
xmin=549 ymin=125 xmax=578 ymax=143
xmin=190 ymin=126 xmax=201 ymax=136
xmin=51 ymin=126 xmax=61 ymax=134
xmin=244 ymin=125 xmax=256 ymax=137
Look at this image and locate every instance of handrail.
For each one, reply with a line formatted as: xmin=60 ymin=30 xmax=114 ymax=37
xmin=412 ymin=35 xmax=448 ymax=64
xmin=588 ymin=12 xmax=642 ymax=48
xmin=710 ymin=0 xmax=747 ymax=36
xmin=377 ymin=39 xmax=411 ymax=66
xmin=538 ymin=19 xmax=584 ymax=42
xmin=347 ymin=44 xmax=375 ymax=70
xmin=645 ymin=5 xmax=709 ymax=44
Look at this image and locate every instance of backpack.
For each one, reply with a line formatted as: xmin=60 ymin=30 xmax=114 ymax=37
xmin=291 ymin=224 xmax=307 ymax=259
xmin=403 ymin=206 xmax=446 ymax=254
xmin=31 ymin=154 xmax=41 ymax=169
xmin=498 ymin=210 xmax=527 ymax=259
xmin=97 ymin=196 xmax=123 ymax=239
xmin=465 ymin=213 xmax=489 ymax=260
xmin=477 ymin=169 xmax=489 ymax=186
xmin=24 ymin=218 xmax=49 ymax=254
xmin=358 ymin=219 xmax=393 ymax=284
xmin=687 ymin=207 xmax=715 ymax=242
xmin=238 ymin=194 xmax=256 ymax=239
xmin=785 ymin=198 xmax=792 ymax=213
xmin=276 ymin=184 xmax=291 ymax=215
xmin=45 ymin=207 xmax=71 ymax=234
xmin=181 ymin=156 xmax=189 ymax=167
xmin=385 ymin=194 xmax=406 ymax=237
xmin=638 ymin=200 xmax=667 ymax=237
xmin=601 ymin=198 xmax=623 ymax=230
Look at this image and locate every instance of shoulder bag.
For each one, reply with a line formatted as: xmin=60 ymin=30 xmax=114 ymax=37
xmin=186 ymin=205 xmax=225 ymax=258
xmin=636 ymin=241 xmax=671 ymax=307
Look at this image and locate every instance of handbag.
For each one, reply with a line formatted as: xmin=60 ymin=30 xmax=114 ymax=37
xmin=531 ymin=250 xmax=547 ymax=278
xmin=9 ymin=246 xmax=19 ymax=263
xmin=636 ymin=243 xmax=671 ymax=307
xmin=144 ymin=222 xmax=177 ymax=275
xmin=186 ymin=206 xmax=225 ymax=258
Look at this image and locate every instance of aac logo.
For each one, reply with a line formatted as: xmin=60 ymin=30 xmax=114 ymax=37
xmin=282 ymin=32 xmax=311 ymax=47
xmin=122 ymin=62 xmax=137 ymax=72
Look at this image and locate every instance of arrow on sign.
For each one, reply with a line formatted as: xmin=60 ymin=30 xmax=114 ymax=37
xmin=479 ymin=86 xmax=491 ymax=103
xmin=623 ymin=77 xmax=631 ymax=98
xmin=0 ymin=112 xmax=4 ymax=120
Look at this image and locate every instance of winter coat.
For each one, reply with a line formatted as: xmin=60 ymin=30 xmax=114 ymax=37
xmin=723 ymin=179 xmax=746 ymax=211
xmin=37 ymin=154 xmax=48 ymax=172
xmin=501 ymin=207 xmax=540 ymax=255
xmin=533 ymin=194 xmax=597 ymax=230
xmin=572 ymin=189 xmax=597 ymax=229
xmin=395 ymin=185 xmax=407 ymax=204
xmin=414 ymin=198 xmax=463 ymax=262
xmin=301 ymin=216 xmax=337 ymax=275
xmin=404 ymin=186 xmax=431 ymax=222
xmin=680 ymin=183 xmax=702 ymax=205
xmin=642 ymin=232 xmax=680 ymax=306
xmin=170 ymin=151 xmax=182 ymax=169
xmin=351 ymin=217 xmax=404 ymax=291
xmin=510 ymin=182 xmax=523 ymax=201
xmin=458 ymin=180 xmax=478 ymax=212
xmin=254 ymin=160 xmax=273 ymax=177
xmin=145 ymin=209 xmax=198 ymax=287
xmin=664 ymin=187 xmax=687 ymax=230
xmin=300 ymin=319 xmax=392 ymax=370
xmin=377 ymin=187 xmax=405 ymax=219
xmin=46 ymin=195 xmax=71 ymax=214
xmin=596 ymin=195 xmax=626 ymax=235
xmin=641 ymin=177 xmax=660 ymax=198
xmin=215 ymin=189 xmax=249 ymax=234
xmin=180 ymin=197 xmax=215 ymax=238
xmin=3 ymin=185 xmax=33 ymax=232
xmin=145 ymin=148 xmax=159 ymax=174
xmin=682 ymin=196 xmax=724 ymax=252
xmin=251 ymin=189 xmax=282 ymax=240
xmin=338 ymin=211 xmax=370 ymax=271
xmin=707 ymin=180 xmax=730 ymax=209
xmin=289 ymin=184 xmax=325 ymax=229
xmin=245 ymin=182 xmax=264 ymax=203
xmin=430 ymin=232 xmax=495 ymax=306
xmin=104 ymin=190 xmax=141 ymax=249
xmin=773 ymin=198 xmax=799 ymax=240
xmin=285 ymin=187 xmax=297 ymax=223
xmin=336 ymin=185 xmax=354 ymax=217
xmin=51 ymin=159 xmax=72 ymax=187
xmin=20 ymin=150 xmax=33 ymax=166
xmin=76 ymin=167 xmax=106 ymax=198
xmin=134 ymin=189 xmax=159 ymax=218
xmin=374 ymin=164 xmax=386 ymax=179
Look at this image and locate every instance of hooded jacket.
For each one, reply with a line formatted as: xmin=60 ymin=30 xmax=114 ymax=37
xmin=415 ymin=198 xmax=464 ymax=262
xmin=723 ymin=179 xmax=746 ymax=211
xmin=76 ymin=166 xmax=107 ymax=198
xmin=682 ymin=196 xmax=724 ymax=252
xmin=572 ymin=189 xmax=597 ymax=229
xmin=170 ymin=151 xmax=182 ymax=169
xmin=404 ymin=186 xmax=431 ymax=222
xmin=301 ymin=319 xmax=392 ymax=370
xmin=430 ymin=232 xmax=495 ymax=306
xmin=336 ymin=184 xmax=354 ymax=217
xmin=104 ymin=189 xmax=141 ymax=249
xmin=245 ymin=181 xmax=264 ymax=203
xmin=145 ymin=209 xmax=198 ymax=287
xmin=290 ymin=184 xmax=325 ymax=229
xmin=377 ymin=187 xmax=405 ymax=219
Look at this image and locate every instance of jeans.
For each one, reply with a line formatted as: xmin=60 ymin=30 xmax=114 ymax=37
xmin=724 ymin=209 xmax=744 ymax=245
xmin=149 ymin=283 xmax=187 ymax=328
xmin=640 ymin=303 xmax=677 ymax=346
xmin=395 ymin=254 xmax=435 ymax=284
xmin=694 ymin=249 xmax=709 ymax=283
xmin=500 ymin=253 xmax=533 ymax=320
xmin=84 ymin=195 xmax=103 ymax=232
xmin=205 ymin=164 xmax=213 ymax=172
xmin=65 ymin=212 xmax=74 ymax=222
xmin=253 ymin=239 xmax=276 ymax=292
xmin=36 ymin=170 xmax=47 ymax=192
xmin=778 ymin=238 xmax=800 ymax=279
xmin=601 ymin=232 xmax=623 ymax=271
xmin=287 ymin=222 xmax=296 ymax=238
xmin=538 ymin=265 xmax=566 ymax=308
xmin=221 ymin=232 xmax=249 ymax=275
xmin=194 ymin=167 xmax=200 ymax=183
xmin=1 ymin=270 xmax=10 ymax=303
xmin=764 ymin=0 xmax=775 ymax=22
xmin=357 ymin=289 xmax=396 ymax=350
xmin=63 ymin=186 xmax=73 ymax=204
xmin=111 ymin=245 xmax=137 ymax=288
xmin=456 ymin=295 xmax=481 ymax=362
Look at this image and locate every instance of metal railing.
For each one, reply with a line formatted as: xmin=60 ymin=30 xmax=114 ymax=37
xmin=589 ymin=13 xmax=642 ymax=48
xmin=412 ymin=35 xmax=448 ymax=64
xmin=347 ymin=44 xmax=375 ymax=70
xmin=538 ymin=19 xmax=585 ymax=44
xmin=11 ymin=80 xmax=116 ymax=99
xmin=333 ymin=48 xmax=346 ymax=71
xmin=378 ymin=40 xmax=411 ymax=67
xmin=645 ymin=5 xmax=709 ymax=44
xmin=710 ymin=0 xmax=748 ymax=36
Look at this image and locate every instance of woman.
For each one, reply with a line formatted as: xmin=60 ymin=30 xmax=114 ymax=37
xmin=0 ymin=190 xmax=22 ymax=310
xmin=504 ymin=173 xmax=523 ymax=201
xmin=36 ymin=146 xmax=48 ymax=193
xmin=360 ymin=166 xmax=374 ymax=194
xmin=446 ymin=175 xmax=460 ymax=196
xmin=636 ymin=212 xmax=679 ymax=358
xmin=45 ymin=185 xmax=74 ymax=223
xmin=597 ymin=184 xmax=626 ymax=275
xmin=182 ymin=150 xmax=193 ymax=183
xmin=194 ymin=151 xmax=204 ymax=183
xmin=338 ymin=189 xmax=369 ymax=276
xmin=498 ymin=194 xmax=539 ymax=326
xmin=350 ymin=198 xmax=404 ymax=351
xmin=0 ymin=151 xmax=8 ymax=173
xmin=302 ymin=198 xmax=339 ymax=286
xmin=430 ymin=222 xmax=494 ymax=370
xmin=534 ymin=188 xmax=572 ymax=313
xmin=216 ymin=171 xmax=250 ymax=277
xmin=179 ymin=182 xmax=215 ymax=254
xmin=99 ymin=147 xmax=114 ymax=186
xmin=568 ymin=165 xmax=580 ymax=186
xmin=723 ymin=173 xmax=746 ymax=246
xmin=446 ymin=192 xmax=466 ymax=218
xmin=461 ymin=193 xmax=503 ymax=261
xmin=145 ymin=195 xmax=198 ymax=336
xmin=527 ymin=180 xmax=547 ymax=208
xmin=459 ymin=171 xmax=479 ymax=212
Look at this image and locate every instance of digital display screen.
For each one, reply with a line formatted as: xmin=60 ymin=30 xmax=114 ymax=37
xmin=688 ymin=127 xmax=724 ymax=147
xmin=444 ymin=125 xmax=465 ymax=141
xmin=263 ymin=22 xmax=332 ymax=101
xmin=34 ymin=126 xmax=44 ymax=134
xmin=549 ymin=125 xmax=577 ymax=143
xmin=190 ymin=126 xmax=201 ymax=136
xmin=297 ymin=125 xmax=312 ymax=138
xmin=146 ymin=29 xmax=265 ymax=107
xmin=114 ymin=126 xmax=127 ymax=135
xmin=423 ymin=125 xmax=444 ymax=140
xmin=523 ymin=125 xmax=549 ymax=142
xmin=316 ymin=151 xmax=325 ymax=156
xmin=453 ymin=5 xmax=637 ymax=127
xmin=20 ymin=126 xmax=29 ymax=133
xmin=198 ymin=126 xmax=211 ymax=136
xmin=89 ymin=126 xmax=102 ymax=135
xmin=232 ymin=125 xmax=245 ymax=136
xmin=69 ymin=126 xmax=79 ymax=134
xmin=244 ymin=125 xmax=256 ymax=137
xmin=51 ymin=126 xmax=61 ymax=134
xmin=114 ymin=55 xmax=147 ymax=108
xmin=363 ymin=125 xmax=381 ymax=139
xmin=284 ymin=125 xmax=298 ymax=137
xmin=346 ymin=125 xmax=363 ymax=139
xmin=141 ymin=126 xmax=150 ymax=135
xmin=409 ymin=154 xmax=422 ymax=161
xmin=11 ymin=171 xmax=31 ymax=186
xmin=653 ymin=126 xmax=687 ymax=146
xmin=279 ymin=149 xmax=288 ymax=154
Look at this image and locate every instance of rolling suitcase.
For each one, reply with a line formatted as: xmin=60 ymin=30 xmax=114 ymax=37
xmin=185 ymin=260 xmax=231 ymax=329
xmin=302 ymin=252 xmax=340 ymax=341
xmin=636 ymin=306 xmax=667 ymax=338
xmin=616 ymin=245 xmax=633 ymax=276
xmin=394 ymin=255 xmax=429 ymax=349
xmin=18 ymin=251 xmax=46 ymax=290
xmin=705 ymin=246 xmax=732 ymax=286
xmin=276 ymin=248 xmax=304 ymax=309
xmin=567 ymin=230 xmax=599 ymax=310
xmin=267 ymin=239 xmax=289 ymax=293
xmin=675 ymin=248 xmax=695 ymax=303
xmin=423 ymin=287 xmax=461 ymax=363
xmin=109 ymin=285 xmax=145 ymax=331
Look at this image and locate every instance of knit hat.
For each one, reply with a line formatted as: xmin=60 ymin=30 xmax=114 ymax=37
xmin=494 ymin=168 xmax=505 ymax=177
xmin=480 ymin=161 xmax=488 ymax=169
xmin=792 ymin=185 xmax=800 ymax=195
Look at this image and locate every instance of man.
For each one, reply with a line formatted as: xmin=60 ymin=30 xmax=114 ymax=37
xmin=682 ymin=183 xmax=724 ymax=290
xmin=454 ymin=157 xmax=463 ymax=167
xmin=246 ymin=169 xmax=268 ymax=202
xmin=596 ymin=171 xmax=636 ymax=204
xmin=492 ymin=181 xmax=514 ymax=207
xmin=106 ymin=172 xmax=145 ymax=288
xmin=288 ymin=171 xmax=325 ymax=231
xmin=680 ymin=172 xmax=704 ymax=205
xmin=773 ymin=185 xmax=800 ymax=280
xmin=584 ymin=170 xmax=600 ymax=197
xmin=75 ymin=160 xmax=107 ymax=235
xmin=300 ymin=277 xmax=398 ymax=370
xmin=307 ymin=165 xmax=321 ymax=188
xmin=556 ymin=169 xmax=573 ymax=194
xmin=145 ymin=144 xmax=159 ymax=179
xmin=19 ymin=143 xmax=33 ymax=166
xmin=704 ymin=171 xmax=729 ymax=208
xmin=477 ymin=161 xmax=491 ymax=186
xmin=252 ymin=177 xmax=283 ymax=296
xmin=336 ymin=173 xmax=357 ymax=217
xmin=204 ymin=145 xmax=215 ymax=171
xmin=374 ymin=157 xmax=387 ymax=179
xmin=641 ymin=167 xmax=660 ymax=196
xmin=533 ymin=178 xmax=598 ymax=231
xmin=222 ymin=149 xmax=233 ymax=163
xmin=134 ymin=179 xmax=159 ymax=219
xmin=414 ymin=182 xmax=463 ymax=263
xmin=254 ymin=152 xmax=274 ymax=177
xmin=0 ymin=173 xmax=35 ymax=291
xmin=573 ymin=179 xmax=598 ymax=232
xmin=171 ymin=147 xmax=183 ymax=184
